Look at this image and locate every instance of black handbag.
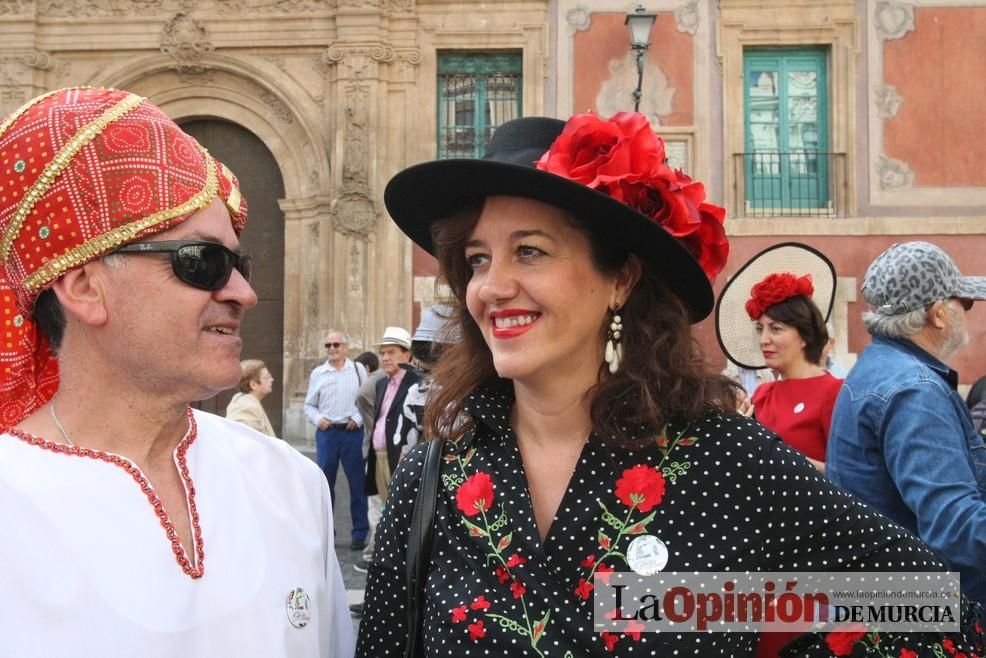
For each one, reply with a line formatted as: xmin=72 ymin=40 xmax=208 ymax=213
xmin=403 ymin=437 xmax=444 ymax=658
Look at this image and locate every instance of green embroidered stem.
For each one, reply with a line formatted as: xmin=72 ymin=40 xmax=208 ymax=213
xmin=587 ymin=502 xmax=638 ymax=579
xmin=478 ymin=507 xmax=543 ymax=655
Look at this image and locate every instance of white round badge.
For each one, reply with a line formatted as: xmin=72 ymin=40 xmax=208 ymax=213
xmin=286 ymin=587 xmax=311 ymax=628
xmin=626 ymin=535 xmax=669 ymax=576
xmin=793 ymin=402 xmax=806 ymax=414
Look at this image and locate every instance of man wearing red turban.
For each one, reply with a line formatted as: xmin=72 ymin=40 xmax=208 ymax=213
xmin=0 ymin=88 xmax=354 ymax=657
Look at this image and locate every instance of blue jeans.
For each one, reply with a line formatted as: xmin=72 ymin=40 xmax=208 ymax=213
xmin=315 ymin=426 xmax=369 ymax=541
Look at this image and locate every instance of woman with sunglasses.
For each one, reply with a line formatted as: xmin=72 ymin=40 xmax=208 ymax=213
xmin=355 ymin=112 xmax=984 ymax=657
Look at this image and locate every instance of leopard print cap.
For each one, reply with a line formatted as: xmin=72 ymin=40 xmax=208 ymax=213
xmin=862 ymin=240 xmax=986 ymax=315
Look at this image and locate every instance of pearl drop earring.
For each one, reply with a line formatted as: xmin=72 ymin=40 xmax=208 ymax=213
xmin=605 ymin=309 xmax=624 ymax=373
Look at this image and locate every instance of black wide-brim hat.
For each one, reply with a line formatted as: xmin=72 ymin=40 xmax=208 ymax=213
xmin=384 ymin=116 xmax=715 ymax=323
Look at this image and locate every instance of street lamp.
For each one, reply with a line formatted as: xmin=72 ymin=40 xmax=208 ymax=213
xmin=625 ymin=4 xmax=657 ymax=112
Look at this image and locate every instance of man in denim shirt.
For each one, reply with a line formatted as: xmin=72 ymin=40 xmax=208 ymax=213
xmin=828 ymin=241 xmax=986 ymax=608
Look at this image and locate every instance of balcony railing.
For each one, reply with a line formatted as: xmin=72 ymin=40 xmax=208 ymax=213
xmin=731 ymin=152 xmax=848 ymax=218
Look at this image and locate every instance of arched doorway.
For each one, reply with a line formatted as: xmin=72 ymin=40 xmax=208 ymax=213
xmin=181 ymin=119 xmax=287 ymax=435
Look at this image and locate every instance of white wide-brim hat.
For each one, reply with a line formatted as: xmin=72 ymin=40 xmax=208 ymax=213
xmin=376 ymin=326 xmax=412 ymax=350
xmin=715 ymin=242 xmax=836 ymax=370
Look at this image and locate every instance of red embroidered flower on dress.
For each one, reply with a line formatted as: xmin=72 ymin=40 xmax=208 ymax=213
xmin=510 ymin=578 xmax=527 ymax=599
xmin=495 ymin=565 xmax=510 ymax=584
xmin=624 ymin=619 xmax=645 ymax=641
xmin=601 ymin=631 xmax=620 ymax=652
xmin=944 ymin=638 xmax=956 ymax=653
xmin=506 ymin=553 xmax=527 ymax=568
xmin=575 ymin=578 xmax=594 ymax=600
xmin=745 ymin=272 xmax=814 ymax=320
xmin=595 ymin=563 xmax=615 ymax=585
xmin=534 ymin=111 xmax=729 ymax=281
xmin=899 ymin=650 xmax=917 ymax=658
xmin=470 ymin=595 xmax=491 ymax=611
xmin=581 ymin=554 xmax=597 ymax=568
xmin=468 ymin=620 xmax=486 ymax=641
xmin=456 ymin=471 xmax=495 ymax=517
xmin=824 ymin=625 xmax=867 ymax=656
xmin=615 ymin=464 xmax=666 ymax=512
xmin=451 ymin=605 xmax=468 ymax=623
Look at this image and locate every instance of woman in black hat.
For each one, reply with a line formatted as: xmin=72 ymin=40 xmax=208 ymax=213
xmin=355 ymin=112 xmax=984 ymax=657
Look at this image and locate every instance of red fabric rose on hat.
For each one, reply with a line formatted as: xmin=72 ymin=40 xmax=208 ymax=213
xmin=456 ymin=471 xmax=495 ymax=517
xmin=614 ymin=464 xmax=666 ymax=512
xmin=744 ymin=272 xmax=814 ymax=320
xmin=535 ymin=111 xmax=729 ymax=281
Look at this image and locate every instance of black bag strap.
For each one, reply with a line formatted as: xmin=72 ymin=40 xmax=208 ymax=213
xmin=404 ymin=437 xmax=444 ymax=658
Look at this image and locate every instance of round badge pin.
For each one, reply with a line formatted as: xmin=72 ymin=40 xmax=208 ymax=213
xmin=793 ymin=402 xmax=806 ymax=414
xmin=286 ymin=587 xmax=311 ymax=628
xmin=626 ymin=535 xmax=669 ymax=576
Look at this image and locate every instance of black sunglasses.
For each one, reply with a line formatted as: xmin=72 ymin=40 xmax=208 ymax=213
xmin=325 ymin=342 xmax=344 ymax=349
xmin=114 ymin=240 xmax=252 ymax=291
xmin=953 ymin=297 xmax=975 ymax=311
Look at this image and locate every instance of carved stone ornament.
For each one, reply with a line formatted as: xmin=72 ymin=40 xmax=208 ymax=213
xmin=874 ymin=84 xmax=904 ymax=118
xmin=39 ymin=0 xmax=163 ymax=17
xmin=260 ymin=90 xmax=294 ymax=123
xmin=874 ymin=1 xmax=915 ymax=41
xmin=22 ymin=51 xmax=53 ymax=71
xmin=161 ymin=12 xmax=215 ymax=75
xmin=674 ymin=0 xmax=699 ymax=36
xmin=388 ymin=0 xmax=414 ymax=11
xmin=876 ymin=155 xmax=915 ymax=190
xmin=566 ymin=6 xmax=591 ymax=32
xmin=324 ymin=43 xmax=396 ymax=66
xmin=0 ymin=0 xmax=33 ymax=16
xmin=331 ymin=190 xmax=376 ymax=239
xmin=348 ymin=241 xmax=363 ymax=296
xmin=0 ymin=65 xmax=26 ymax=110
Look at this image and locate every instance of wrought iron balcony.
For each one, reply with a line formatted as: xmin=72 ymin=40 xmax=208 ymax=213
xmin=731 ymin=151 xmax=848 ymax=218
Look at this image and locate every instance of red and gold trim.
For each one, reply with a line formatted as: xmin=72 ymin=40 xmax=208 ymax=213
xmin=4 ymin=407 xmax=205 ymax=579
xmin=1 ymin=92 xmax=145 ymax=263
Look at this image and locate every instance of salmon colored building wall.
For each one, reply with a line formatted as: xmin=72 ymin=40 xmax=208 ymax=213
xmin=883 ymin=7 xmax=986 ymax=187
xmin=572 ymin=12 xmax=694 ymax=125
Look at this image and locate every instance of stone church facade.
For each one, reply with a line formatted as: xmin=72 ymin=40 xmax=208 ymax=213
xmin=2 ymin=0 xmax=984 ymax=443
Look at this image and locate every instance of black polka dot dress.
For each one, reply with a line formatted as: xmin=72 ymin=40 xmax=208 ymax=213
xmin=355 ymin=381 xmax=985 ymax=657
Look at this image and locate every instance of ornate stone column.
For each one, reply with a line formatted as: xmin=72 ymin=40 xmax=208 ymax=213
xmin=280 ymin=194 xmax=333 ymax=445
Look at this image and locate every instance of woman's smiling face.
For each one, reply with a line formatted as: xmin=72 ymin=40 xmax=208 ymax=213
xmin=464 ymin=196 xmax=623 ymax=386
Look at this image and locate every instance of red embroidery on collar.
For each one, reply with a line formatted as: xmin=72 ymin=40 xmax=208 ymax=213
xmin=6 ymin=407 xmax=205 ymax=579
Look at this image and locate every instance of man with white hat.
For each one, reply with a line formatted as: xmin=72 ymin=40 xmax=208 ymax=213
xmin=828 ymin=240 xmax=986 ymax=608
xmin=364 ymin=326 xmax=420 ymax=512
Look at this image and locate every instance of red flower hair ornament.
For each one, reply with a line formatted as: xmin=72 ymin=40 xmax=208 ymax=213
xmin=744 ymin=272 xmax=815 ymax=320
xmin=535 ymin=111 xmax=728 ymax=282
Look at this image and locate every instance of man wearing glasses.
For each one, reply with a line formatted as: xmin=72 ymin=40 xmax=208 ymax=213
xmin=828 ymin=241 xmax=986 ymax=610
xmin=0 ymin=88 xmax=353 ymax=657
xmin=304 ymin=330 xmax=370 ymax=551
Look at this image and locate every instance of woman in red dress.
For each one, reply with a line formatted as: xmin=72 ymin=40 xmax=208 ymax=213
xmin=717 ymin=243 xmax=842 ymax=474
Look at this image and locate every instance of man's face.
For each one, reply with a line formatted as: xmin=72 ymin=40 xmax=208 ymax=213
xmin=379 ymin=344 xmax=411 ymax=376
xmin=940 ymin=298 xmax=971 ymax=362
xmin=324 ymin=331 xmax=347 ymax=366
xmin=99 ymin=197 xmax=257 ymax=402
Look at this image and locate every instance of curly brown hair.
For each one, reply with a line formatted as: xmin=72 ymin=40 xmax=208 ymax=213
xmin=423 ymin=201 xmax=739 ymax=448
